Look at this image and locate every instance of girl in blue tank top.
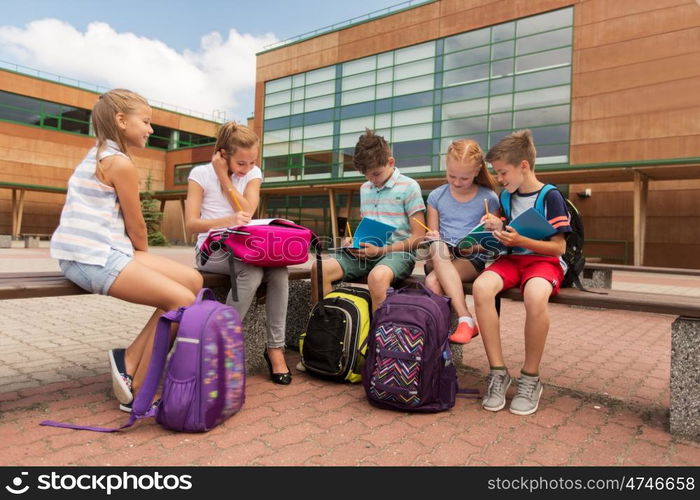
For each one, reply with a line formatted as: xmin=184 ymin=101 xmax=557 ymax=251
xmin=424 ymin=139 xmax=500 ymax=344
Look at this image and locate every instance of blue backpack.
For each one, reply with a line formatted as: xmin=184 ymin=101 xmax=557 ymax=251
xmin=362 ymin=284 xmax=478 ymax=412
xmin=500 ymin=184 xmax=587 ymax=289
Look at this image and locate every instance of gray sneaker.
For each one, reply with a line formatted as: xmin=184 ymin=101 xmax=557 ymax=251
xmin=482 ymin=369 xmax=512 ymax=412
xmin=509 ymin=374 xmax=543 ymax=415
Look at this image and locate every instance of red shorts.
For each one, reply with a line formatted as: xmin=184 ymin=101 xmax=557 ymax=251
xmin=485 ymin=255 xmax=565 ymax=296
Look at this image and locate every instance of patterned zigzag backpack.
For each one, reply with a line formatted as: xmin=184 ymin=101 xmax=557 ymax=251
xmin=362 ymin=284 xmax=477 ymax=412
xmin=41 ymin=288 xmax=246 ymax=433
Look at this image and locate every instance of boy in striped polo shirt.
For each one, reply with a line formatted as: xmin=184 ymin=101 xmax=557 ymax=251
xmin=311 ymin=129 xmax=427 ymax=311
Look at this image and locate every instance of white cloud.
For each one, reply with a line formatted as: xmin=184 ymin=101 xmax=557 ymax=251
xmin=0 ymin=19 xmax=277 ymax=122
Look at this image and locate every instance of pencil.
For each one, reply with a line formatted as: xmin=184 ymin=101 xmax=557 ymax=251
xmin=228 ymin=188 xmax=243 ymax=212
xmin=484 ymin=198 xmax=490 ymax=216
xmin=412 ymin=216 xmax=431 ymax=232
xmin=346 ymin=221 xmax=353 ymax=240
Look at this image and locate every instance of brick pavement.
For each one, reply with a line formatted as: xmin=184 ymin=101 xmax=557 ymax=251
xmin=1 ymin=244 xmax=699 ymax=465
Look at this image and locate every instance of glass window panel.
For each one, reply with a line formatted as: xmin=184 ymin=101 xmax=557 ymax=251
xmin=266 ymin=77 xmax=291 ymax=94
xmin=489 ymin=112 xmax=512 ymax=131
xmin=530 ymin=124 xmax=570 ymax=145
xmin=536 ymin=143 xmax=569 ymax=158
xmin=444 ymin=28 xmax=490 ymax=54
xmin=306 ymin=66 xmax=336 ymax=84
xmin=516 ymin=27 xmax=572 ymax=56
xmin=306 ymin=80 xmax=335 ymax=98
xmin=515 ymin=67 xmax=570 ymax=92
xmin=340 ymin=132 xmax=360 ymax=149
xmin=292 ymin=87 xmax=305 ymax=101
xmin=375 ymin=113 xmax=391 ymax=129
xmin=490 ymin=76 xmax=513 ymax=95
xmin=395 ymin=41 xmax=435 ymax=64
xmin=489 ymin=94 xmax=512 ymax=113
xmin=442 ymin=116 xmax=487 ymax=136
xmin=488 ymin=130 xmax=512 ymax=148
xmin=264 ymin=116 xmax=290 ymax=131
xmin=517 ymin=8 xmax=573 ymax=38
xmin=514 ymin=85 xmax=570 ymax=110
xmin=303 ymin=108 xmax=334 ymax=125
xmin=290 ymin=127 xmax=303 ymax=140
xmin=340 ymin=117 xmax=370 ymax=134
xmin=375 ymin=128 xmax=391 ymax=140
xmin=444 ymin=46 xmax=489 ymax=71
xmin=377 ymin=67 xmax=393 ymax=84
xmin=303 ymin=122 xmax=333 ymax=138
xmin=514 ymin=104 xmax=569 ymax=128
xmin=265 ymin=90 xmax=291 ymax=106
xmin=377 ymin=52 xmax=393 ymax=68
xmin=342 ymin=72 xmax=376 ymax=91
xmin=491 ymin=59 xmax=513 ymax=78
xmin=492 ymin=22 xmax=515 ymax=42
xmin=441 ymin=98 xmax=488 ymax=120
xmin=341 ymin=87 xmax=374 ymax=106
xmin=492 ymin=40 xmax=514 ymax=60
xmin=263 ymin=142 xmax=289 ymax=156
xmin=0 ymin=91 xmax=43 ymax=113
xmin=395 ymin=59 xmax=434 ymax=80
xmin=392 ymin=123 xmax=432 ymax=142
xmin=376 ymin=98 xmax=391 ymax=114
xmin=516 ymin=47 xmax=571 ymax=73
xmin=442 ymin=81 xmax=489 ymax=103
xmin=304 ymin=95 xmax=334 ymax=112
xmin=290 ymin=139 xmax=303 ymax=154
xmin=394 ymin=75 xmax=433 ymax=96
xmin=264 ymin=129 xmax=290 ymax=144
xmin=392 ymin=91 xmax=434 ymax=111
xmin=444 ymin=63 xmax=489 ymax=86
xmin=376 ymin=83 xmax=392 ymax=99
xmin=343 ymin=56 xmax=375 ymax=76
xmin=264 ymin=103 xmax=290 ymax=119
xmin=291 ymin=101 xmax=304 ymax=115
xmin=340 ymin=101 xmax=374 ymax=119
xmin=292 ymin=74 xmax=305 ymax=87
xmin=42 ymin=102 xmax=64 ymax=116
xmin=393 ymin=107 xmax=432 ymax=127
xmin=303 ymin=151 xmax=333 ymax=179
xmin=60 ymin=116 xmax=90 ymax=135
xmin=303 ymin=136 xmax=333 ymax=152
xmin=291 ymin=115 xmax=303 ymax=127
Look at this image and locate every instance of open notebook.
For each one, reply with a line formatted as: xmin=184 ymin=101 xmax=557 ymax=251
xmin=329 ymin=217 xmax=396 ymax=250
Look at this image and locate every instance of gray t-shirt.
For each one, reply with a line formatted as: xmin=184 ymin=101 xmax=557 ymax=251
xmin=427 ymin=184 xmax=499 ymax=245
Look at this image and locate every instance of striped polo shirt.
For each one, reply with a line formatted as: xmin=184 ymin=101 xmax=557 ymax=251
xmin=359 ymin=167 xmax=426 ymax=244
xmin=50 ymin=140 xmax=134 ymax=265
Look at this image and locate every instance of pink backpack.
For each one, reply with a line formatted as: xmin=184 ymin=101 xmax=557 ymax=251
xmin=199 ymin=219 xmax=315 ymax=300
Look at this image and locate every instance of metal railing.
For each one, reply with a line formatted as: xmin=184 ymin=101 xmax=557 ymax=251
xmin=260 ymin=0 xmax=436 ymax=52
xmin=1 ymin=60 xmax=225 ymax=123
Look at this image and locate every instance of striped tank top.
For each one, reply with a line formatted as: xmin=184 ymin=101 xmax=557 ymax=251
xmin=50 ymin=140 xmax=134 ymax=265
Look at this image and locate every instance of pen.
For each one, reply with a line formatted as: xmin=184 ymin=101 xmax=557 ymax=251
xmin=412 ymin=216 xmax=431 ymax=232
xmin=484 ymin=198 xmax=490 ymax=216
xmin=346 ymin=221 xmax=353 ymax=240
xmin=227 ymin=188 xmax=243 ymax=212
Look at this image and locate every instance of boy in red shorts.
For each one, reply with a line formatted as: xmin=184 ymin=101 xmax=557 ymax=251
xmin=473 ymin=129 xmax=571 ymax=415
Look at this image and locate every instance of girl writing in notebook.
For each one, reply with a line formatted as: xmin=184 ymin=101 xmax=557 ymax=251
xmin=424 ymin=139 xmax=500 ymax=344
xmin=185 ymin=122 xmax=292 ymax=385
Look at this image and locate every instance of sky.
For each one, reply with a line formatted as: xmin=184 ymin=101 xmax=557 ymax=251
xmin=0 ymin=0 xmax=423 ymax=122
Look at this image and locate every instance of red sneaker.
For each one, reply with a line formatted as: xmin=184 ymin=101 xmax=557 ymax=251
xmin=448 ymin=321 xmax=479 ymax=344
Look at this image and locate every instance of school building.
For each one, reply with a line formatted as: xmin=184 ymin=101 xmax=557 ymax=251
xmin=1 ymin=0 xmax=699 ymax=268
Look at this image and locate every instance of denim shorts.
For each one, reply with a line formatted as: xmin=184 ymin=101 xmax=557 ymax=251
xmin=59 ymin=248 xmax=133 ymax=295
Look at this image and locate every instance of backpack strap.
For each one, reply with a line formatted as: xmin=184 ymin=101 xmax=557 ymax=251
xmin=534 ymin=184 xmax=557 ymax=217
xmin=499 ymin=189 xmax=512 ymax=220
xmin=39 ymin=305 xmax=187 ymax=432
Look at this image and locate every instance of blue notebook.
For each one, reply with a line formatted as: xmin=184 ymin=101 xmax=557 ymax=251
xmin=458 ymin=207 xmax=557 ymax=252
xmin=329 ymin=217 xmax=396 ymax=250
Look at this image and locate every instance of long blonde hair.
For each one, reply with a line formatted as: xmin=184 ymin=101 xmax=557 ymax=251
xmin=214 ymin=121 xmax=259 ymax=159
xmin=92 ymin=88 xmax=150 ymax=160
xmin=447 ymin=139 xmax=497 ymax=191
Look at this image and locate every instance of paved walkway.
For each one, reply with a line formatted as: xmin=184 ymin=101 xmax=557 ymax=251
xmin=1 ymin=243 xmax=699 ymax=466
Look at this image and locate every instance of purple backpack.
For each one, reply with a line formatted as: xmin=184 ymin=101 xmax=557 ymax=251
xmin=41 ymin=289 xmax=246 ymax=433
xmin=362 ymin=284 xmax=475 ymax=412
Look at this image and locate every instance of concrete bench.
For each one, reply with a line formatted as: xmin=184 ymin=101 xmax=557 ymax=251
xmin=1 ymin=265 xmax=699 ymax=440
